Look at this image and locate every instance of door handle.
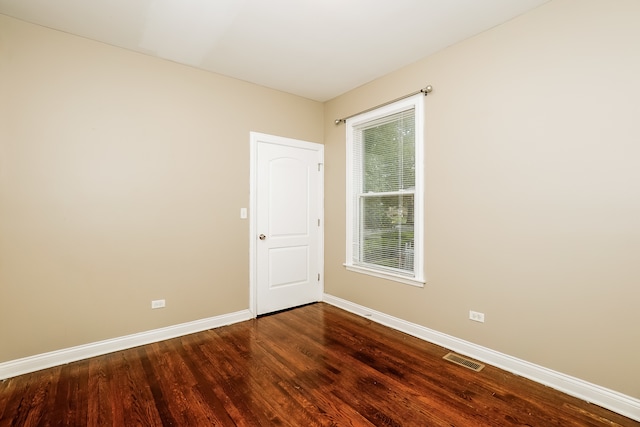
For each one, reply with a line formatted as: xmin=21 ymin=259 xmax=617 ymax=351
xmin=259 ymin=234 xmax=266 ymax=240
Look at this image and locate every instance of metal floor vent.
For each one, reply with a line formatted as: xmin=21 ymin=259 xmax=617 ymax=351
xmin=443 ymin=352 xmax=485 ymax=372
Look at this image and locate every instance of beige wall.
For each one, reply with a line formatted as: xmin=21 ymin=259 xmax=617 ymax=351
xmin=324 ymin=0 xmax=640 ymax=398
xmin=0 ymin=14 xmax=323 ymax=361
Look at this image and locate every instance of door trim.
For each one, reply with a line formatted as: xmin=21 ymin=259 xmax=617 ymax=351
xmin=249 ymin=132 xmax=324 ymax=316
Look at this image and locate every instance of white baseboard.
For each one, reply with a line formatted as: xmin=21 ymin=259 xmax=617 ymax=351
xmin=323 ymin=293 xmax=640 ymax=423
xmin=0 ymin=309 xmax=253 ymax=380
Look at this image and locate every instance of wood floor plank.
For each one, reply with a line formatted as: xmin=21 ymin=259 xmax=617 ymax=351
xmin=175 ymin=333 xmax=250 ymax=426
xmin=244 ymin=328 xmax=373 ymax=426
xmin=0 ymin=302 xmax=638 ymax=426
xmin=43 ymin=361 xmax=89 ymax=426
xmin=2 ymin=368 xmax=60 ymax=427
xmin=276 ymin=307 xmax=500 ymax=425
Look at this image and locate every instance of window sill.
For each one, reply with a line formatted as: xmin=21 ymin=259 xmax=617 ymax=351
xmin=344 ymin=264 xmax=425 ymax=288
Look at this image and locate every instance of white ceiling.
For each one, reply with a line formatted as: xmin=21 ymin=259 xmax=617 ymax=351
xmin=0 ymin=0 xmax=549 ymax=101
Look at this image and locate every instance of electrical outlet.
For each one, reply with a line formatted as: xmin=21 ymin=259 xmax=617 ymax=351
xmin=469 ymin=310 xmax=485 ymax=323
xmin=151 ymin=299 xmax=166 ymax=309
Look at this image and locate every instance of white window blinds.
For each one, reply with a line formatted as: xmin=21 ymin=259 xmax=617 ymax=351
xmin=348 ymin=99 xmax=422 ymax=281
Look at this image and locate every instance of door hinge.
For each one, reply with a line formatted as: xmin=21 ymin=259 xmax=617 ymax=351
xmin=317 ymin=273 xmax=320 ymax=281
xmin=318 ymin=163 xmax=323 ymax=171
xmin=318 ymin=218 xmax=320 ymax=226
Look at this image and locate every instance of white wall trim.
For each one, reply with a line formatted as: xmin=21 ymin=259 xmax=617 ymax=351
xmin=0 ymin=309 xmax=253 ymax=380
xmin=323 ymin=293 xmax=640 ymax=422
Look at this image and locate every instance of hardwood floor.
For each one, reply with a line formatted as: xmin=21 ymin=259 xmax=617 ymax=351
xmin=0 ymin=302 xmax=637 ymax=426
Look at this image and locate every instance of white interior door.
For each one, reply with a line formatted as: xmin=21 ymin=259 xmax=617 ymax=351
xmin=250 ymin=132 xmax=324 ymax=315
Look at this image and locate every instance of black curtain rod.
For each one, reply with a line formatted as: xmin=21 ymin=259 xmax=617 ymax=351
xmin=334 ymin=85 xmax=433 ymax=125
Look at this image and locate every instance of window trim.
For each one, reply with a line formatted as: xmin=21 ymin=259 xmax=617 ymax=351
xmin=345 ymin=93 xmax=425 ymax=287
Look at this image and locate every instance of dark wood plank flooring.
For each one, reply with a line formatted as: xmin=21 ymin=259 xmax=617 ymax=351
xmin=0 ymin=303 xmax=637 ymax=426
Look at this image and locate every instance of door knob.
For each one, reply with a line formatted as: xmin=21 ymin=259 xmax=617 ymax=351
xmin=259 ymin=234 xmax=266 ymax=240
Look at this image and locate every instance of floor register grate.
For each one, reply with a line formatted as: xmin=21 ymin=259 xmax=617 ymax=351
xmin=443 ymin=352 xmax=485 ymax=372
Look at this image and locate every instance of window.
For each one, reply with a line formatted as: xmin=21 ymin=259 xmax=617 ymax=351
xmin=345 ymin=94 xmax=424 ymax=286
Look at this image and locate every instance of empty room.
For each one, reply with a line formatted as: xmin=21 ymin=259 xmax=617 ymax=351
xmin=1 ymin=0 xmax=639 ymax=425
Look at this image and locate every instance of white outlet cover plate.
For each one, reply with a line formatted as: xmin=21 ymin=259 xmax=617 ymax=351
xmin=469 ymin=310 xmax=485 ymax=322
xmin=151 ymin=299 xmax=166 ymax=309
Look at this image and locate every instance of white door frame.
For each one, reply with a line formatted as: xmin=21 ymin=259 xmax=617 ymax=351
xmin=249 ymin=132 xmax=324 ymax=317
